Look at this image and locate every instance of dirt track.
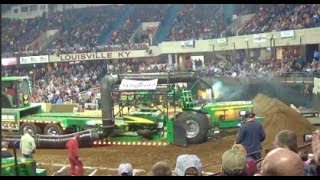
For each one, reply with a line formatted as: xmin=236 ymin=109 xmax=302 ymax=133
xmin=14 ymin=135 xmax=235 ymax=176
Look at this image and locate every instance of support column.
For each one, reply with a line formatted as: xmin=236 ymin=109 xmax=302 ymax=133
xmin=168 ymin=54 xmax=172 ymax=65
xmin=174 ymin=54 xmax=178 ymax=69
xmin=178 ymin=54 xmax=185 ymax=71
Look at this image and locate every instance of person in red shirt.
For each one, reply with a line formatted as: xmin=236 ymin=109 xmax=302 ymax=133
xmin=66 ymin=134 xmax=83 ymax=176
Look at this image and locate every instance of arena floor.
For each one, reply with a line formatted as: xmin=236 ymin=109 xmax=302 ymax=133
xmin=32 ymin=134 xmax=236 ymax=176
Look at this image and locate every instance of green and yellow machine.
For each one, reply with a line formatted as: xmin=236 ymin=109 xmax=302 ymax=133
xmin=1 ymin=73 xmax=264 ymax=147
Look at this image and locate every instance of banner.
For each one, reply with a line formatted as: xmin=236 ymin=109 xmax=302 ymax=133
xmin=49 ymin=50 xmax=152 ymax=62
xmin=1 ymin=57 xmax=17 ymax=66
xmin=119 ymin=79 xmax=158 ymax=91
xmin=280 ymin=30 xmax=295 ymax=38
xmin=217 ymin=38 xmax=227 ymax=44
xmin=181 ymin=40 xmax=195 ymax=48
xmin=20 ymin=55 xmax=49 ymax=64
xmin=253 ymin=34 xmax=267 ymax=43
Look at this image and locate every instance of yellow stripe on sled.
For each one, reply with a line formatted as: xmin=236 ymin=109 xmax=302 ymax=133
xmin=123 ymin=116 xmax=154 ymax=124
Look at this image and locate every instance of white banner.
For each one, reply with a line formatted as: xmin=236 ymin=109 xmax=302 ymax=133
xmin=20 ymin=55 xmax=49 ymax=64
xmin=119 ymin=79 xmax=158 ymax=91
xmin=253 ymin=34 xmax=267 ymax=43
xmin=280 ymin=30 xmax=295 ymax=38
xmin=1 ymin=57 xmax=17 ymax=66
xmin=217 ymin=38 xmax=227 ymax=44
xmin=181 ymin=40 xmax=195 ymax=48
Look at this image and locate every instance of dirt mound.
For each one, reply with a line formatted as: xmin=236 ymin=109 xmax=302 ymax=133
xmin=253 ymin=93 xmax=316 ymax=149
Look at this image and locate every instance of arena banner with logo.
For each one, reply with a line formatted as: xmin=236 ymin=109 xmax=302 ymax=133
xmin=49 ymin=50 xmax=152 ymax=62
xmin=119 ymin=79 xmax=158 ymax=91
xmin=2 ymin=57 xmax=18 ymax=66
xmin=253 ymin=34 xmax=267 ymax=43
xmin=280 ymin=30 xmax=295 ymax=38
xmin=181 ymin=40 xmax=195 ymax=48
xmin=20 ymin=55 xmax=49 ymax=64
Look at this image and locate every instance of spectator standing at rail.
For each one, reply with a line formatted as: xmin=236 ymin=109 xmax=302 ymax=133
xmin=236 ymin=112 xmax=266 ymax=161
xmin=66 ymin=133 xmax=83 ymax=176
xmin=20 ymin=129 xmax=36 ymax=159
xmin=304 ymin=84 xmax=313 ymax=108
xmin=313 ymin=49 xmax=320 ymax=70
xmin=304 ymin=129 xmax=320 ymax=176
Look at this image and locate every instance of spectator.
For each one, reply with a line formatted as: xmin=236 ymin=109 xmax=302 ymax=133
xmin=150 ymin=161 xmax=172 ymax=176
xmin=118 ymin=163 xmax=133 ymax=176
xmin=221 ymin=148 xmax=247 ymax=176
xmin=232 ymin=144 xmax=258 ymax=176
xmin=236 ymin=112 xmax=266 ymax=160
xmin=274 ymin=130 xmax=298 ymax=153
xmin=174 ymin=154 xmax=202 ymax=176
xmin=66 ymin=133 xmax=83 ymax=176
xmin=305 ymin=129 xmax=320 ymax=176
xmin=260 ymin=148 xmax=304 ymax=176
xmin=1 ymin=141 xmax=13 ymax=158
xmin=20 ymin=129 xmax=36 ymax=159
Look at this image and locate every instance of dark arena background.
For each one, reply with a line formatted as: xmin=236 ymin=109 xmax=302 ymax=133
xmin=1 ymin=4 xmax=320 ymax=176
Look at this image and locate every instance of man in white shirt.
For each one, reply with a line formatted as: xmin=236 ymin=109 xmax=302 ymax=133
xmin=20 ymin=129 xmax=36 ymax=159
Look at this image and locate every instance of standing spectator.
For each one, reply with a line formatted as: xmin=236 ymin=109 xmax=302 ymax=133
xmin=1 ymin=141 xmax=13 ymax=158
xmin=305 ymin=129 xmax=320 ymax=176
xmin=174 ymin=154 xmax=202 ymax=176
xmin=20 ymin=129 xmax=36 ymax=159
xmin=236 ymin=112 xmax=266 ymax=161
xmin=66 ymin=134 xmax=83 ymax=176
xmin=304 ymin=84 xmax=313 ymax=108
xmin=313 ymin=49 xmax=320 ymax=69
xmin=150 ymin=161 xmax=172 ymax=176
xmin=274 ymin=130 xmax=298 ymax=153
xmin=118 ymin=163 xmax=133 ymax=176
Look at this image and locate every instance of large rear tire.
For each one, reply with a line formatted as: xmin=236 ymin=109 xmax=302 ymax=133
xmin=175 ymin=111 xmax=209 ymax=144
xmin=44 ymin=123 xmax=64 ymax=135
xmin=19 ymin=123 xmax=41 ymax=135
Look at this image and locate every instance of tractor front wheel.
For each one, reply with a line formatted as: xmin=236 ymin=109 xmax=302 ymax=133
xmin=175 ymin=111 xmax=209 ymax=144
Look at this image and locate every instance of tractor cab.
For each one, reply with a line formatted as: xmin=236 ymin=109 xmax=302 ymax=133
xmin=1 ymin=76 xmax=32 ymax=108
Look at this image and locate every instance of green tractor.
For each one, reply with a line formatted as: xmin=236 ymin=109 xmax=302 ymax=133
xmin=175 ymin=90 xmax=264 ymax=144
xmin=101 ymin=73 xmax=264 ymax=145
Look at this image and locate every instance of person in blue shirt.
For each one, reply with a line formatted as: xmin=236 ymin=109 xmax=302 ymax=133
xmin=236 ymin=112 xmax=266 ymax=161
xmin=314 ymin=49 xmax=320 ymax=62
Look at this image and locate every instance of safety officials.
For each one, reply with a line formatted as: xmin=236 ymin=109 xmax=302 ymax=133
xmin=66 ymin=134 xmax=83 ymax=176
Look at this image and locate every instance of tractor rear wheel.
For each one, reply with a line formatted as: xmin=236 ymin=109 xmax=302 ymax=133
xmin=44 ymin=123 xmax=64 ymax=135
xmin=19 ymin=123 xmax=41 ymax=135
xmin=175 ymin=111 xmax=209 ymax=144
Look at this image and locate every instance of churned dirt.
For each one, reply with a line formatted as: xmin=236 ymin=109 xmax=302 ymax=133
xmin=253 ymin=93 xmax=316 ymax=148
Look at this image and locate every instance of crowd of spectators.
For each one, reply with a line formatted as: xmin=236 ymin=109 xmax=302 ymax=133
xmin=167 ymin=4 xmax=226 ymax=41
xmin=239 ymin=4 xmax=320 ymax=35
xmin=2 ymin=4 xmax=320 ymax=58
xmin=2 ymin=61 xmax=107 ymax=107
xmin=109 ymin=4 xmax=168 ymax=46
